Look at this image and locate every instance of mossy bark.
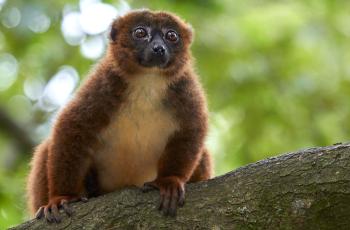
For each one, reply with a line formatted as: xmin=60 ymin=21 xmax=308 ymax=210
xmin=11 ymin=144 xmax=350 ymax=230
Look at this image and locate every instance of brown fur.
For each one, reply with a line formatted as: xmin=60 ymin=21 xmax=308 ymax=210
xmin=27 ymin=9 xmax=212 ymax=218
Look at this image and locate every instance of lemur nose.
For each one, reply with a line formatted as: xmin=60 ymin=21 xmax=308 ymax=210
xmin=152 ymin=44 xmax=165 ymax=56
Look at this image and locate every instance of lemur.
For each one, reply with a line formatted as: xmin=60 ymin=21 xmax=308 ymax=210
xmin=27 ymin=9 xmax=212 ymax=222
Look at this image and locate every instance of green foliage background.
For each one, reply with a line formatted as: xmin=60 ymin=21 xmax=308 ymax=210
xmin=0 ymin=0 xmax=350 ymax=228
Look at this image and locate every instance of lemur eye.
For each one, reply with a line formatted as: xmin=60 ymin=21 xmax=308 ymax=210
xmin=134 ymin=28 xmax=147 ymax=39
xmin=165 ymin=30 xmax=178 ymax=42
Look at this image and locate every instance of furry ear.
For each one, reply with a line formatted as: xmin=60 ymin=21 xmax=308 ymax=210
xmin=110 ymin=27 xmax=117 ymax=42
xmin=185 ymin=23 xmax=194 ymax=44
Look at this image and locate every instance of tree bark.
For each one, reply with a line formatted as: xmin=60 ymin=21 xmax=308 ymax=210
xmin=11 ymin=144 xmax=350 ymax=230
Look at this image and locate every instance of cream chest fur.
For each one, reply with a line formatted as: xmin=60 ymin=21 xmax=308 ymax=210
xmin=94 ymin=73 xmax=179 ymax=192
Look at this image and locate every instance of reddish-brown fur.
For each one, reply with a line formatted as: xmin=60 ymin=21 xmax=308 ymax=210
xmin=27 ymin=10 xmax=212 ymax=220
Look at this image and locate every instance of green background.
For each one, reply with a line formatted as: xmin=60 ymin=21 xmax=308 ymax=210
xmin=0 ymin=0 xmax=349 ymax=228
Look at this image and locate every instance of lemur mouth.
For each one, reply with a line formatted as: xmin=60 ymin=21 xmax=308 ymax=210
xmin=139 ymin=56 xmax=169 ymax=68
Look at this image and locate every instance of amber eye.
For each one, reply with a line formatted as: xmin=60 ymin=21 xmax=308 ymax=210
xmin=134 ymin=28 xmax=147 ymax=39
xmin=165 ymin=30 xmax=179 ymax=42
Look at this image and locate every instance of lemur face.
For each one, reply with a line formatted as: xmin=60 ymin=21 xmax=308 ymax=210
xmin=131 ymin=24 xmax=179 ymax=68
xmin=110 ymin=10 xmax=193 ymax=73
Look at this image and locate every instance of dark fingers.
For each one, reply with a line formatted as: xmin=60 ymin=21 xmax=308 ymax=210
xmin=51 ymin=204 xmax=61 ymax=223
xmin=44 ymin=206 xmax=54 ymax=223
xmin=60 ymin=200 xmax=73 ymax=216
xmin=178 ymin=186 xmax=185 ymax=207
xmin=161 ymin=188 xmax=171 ymax=216
xmin=158 ymin=192 xmax=165 ymax=210
xmin=142 ymin=182 xmax=158 ymax=193
xmin=168 ymin=188 xmax=178 ymax=217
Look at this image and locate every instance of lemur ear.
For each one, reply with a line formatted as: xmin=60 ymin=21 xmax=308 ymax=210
xmin=185 ymin=23 xmax=194 ymax=44
xmin=110 ymin=27 xmax=117 ymax=42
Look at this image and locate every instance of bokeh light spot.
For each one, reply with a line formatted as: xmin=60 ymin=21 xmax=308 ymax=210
xmin=61 ymin=11 xmax=85 ymax=45
xmin=27 ymin=11 xmax=51 ymax=33
xmin=1 ymin=7 xmax=21 ymax=28
xmin=0 ymin=53 xmax=18 ymax=91
xmin=79 ymin=0 xmax=101 ymax=12
xmin=24 ymin=77 xmax=45 ymax=101
xmin=79 ymin=3 xmax=118 ymax=35
xmin=0 ymin=0 xmax=7 ymax=11
xmin=80 ymin=35 xmax=105 ymax=59
xmin=40 ymin=66 xmax=79 ymax=110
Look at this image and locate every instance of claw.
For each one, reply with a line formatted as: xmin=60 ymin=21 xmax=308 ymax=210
xmin=35 ymin=206 xmax=44 ymax=219
xmin=44 ymin=206 xmax=54 ymax=223
xmin=51 ymin=204 xmax=61 ymax=223
xmin=178 ymin=186 xmax=185 ymax=207
xmin=143 ymin=177 xmax=186 ymax=216
xmin=60 ymin=200 xmax=73 ymax=216
xmin=162 ymin=188 xmax=172 ymax=216
xmin=35 ymin=195 xmax=88 ymax=223
xmin=169 ymin=189 xmax=178 ymax=216
xmin=158 ymin=193 xmax=165 ymax=210
xmin=142 ymin=182 xmax=158 ymax=192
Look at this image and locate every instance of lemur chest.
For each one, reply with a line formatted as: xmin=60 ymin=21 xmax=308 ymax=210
xmin=95 ymin=74 xmax=178 ymax=192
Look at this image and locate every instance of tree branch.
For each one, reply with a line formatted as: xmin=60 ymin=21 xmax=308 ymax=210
xmin=11 ymin=143 xmax=350 ymax=229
